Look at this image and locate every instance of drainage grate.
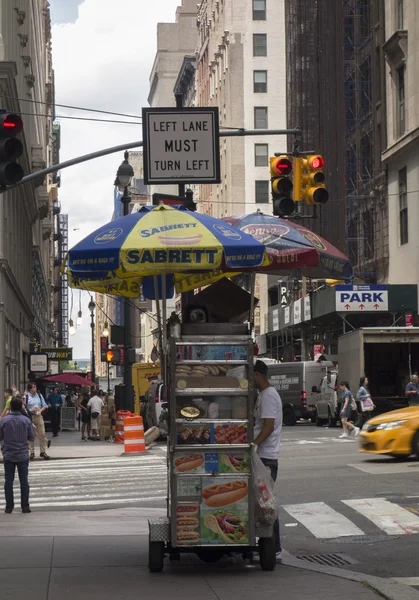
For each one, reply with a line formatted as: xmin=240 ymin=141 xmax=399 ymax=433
xmin=296 ymin=552 xmax=359 ymax=567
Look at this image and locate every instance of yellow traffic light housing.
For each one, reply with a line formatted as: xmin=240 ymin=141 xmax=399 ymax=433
xmin=269 ymin=156 xmax=295 ymax=216
xmin=300 ymin=154 xmax=329 ymax=205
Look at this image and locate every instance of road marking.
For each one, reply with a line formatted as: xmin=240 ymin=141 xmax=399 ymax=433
xmin=392 ymin=577 xmax=419 ymax=586
xmin=343 ymin=498 xmax=419 ymax=535
xmin=282 ymin=501 xmax=365 ymax=539
xmin=295 ymin=441 xmax=322 ymax=445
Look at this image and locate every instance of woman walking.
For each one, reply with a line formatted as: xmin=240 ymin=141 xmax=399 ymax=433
xmin=338 ymin=381 xmax=360 ymax=439
xmin=78 ymin=393 xmax=90 ymax=441
xmin=356 ymin=377 xmax=374 ymax=429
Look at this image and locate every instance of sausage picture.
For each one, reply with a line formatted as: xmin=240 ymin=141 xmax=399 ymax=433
xmin=174 ymin=454 xmax=204 ymax=473
xmin=176 ymin=504 xmax=199 ymax=516
xmin=176 ymin=517 xmax=199 ymax=530
xmin=202 ymin=480 xmax=248 ymax=508
xmin=176 ymin=530 xmax=200 ymax=545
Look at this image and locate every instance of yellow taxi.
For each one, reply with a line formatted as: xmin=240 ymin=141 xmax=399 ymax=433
xmin=359 ymin=406 xmax=419 ymax=458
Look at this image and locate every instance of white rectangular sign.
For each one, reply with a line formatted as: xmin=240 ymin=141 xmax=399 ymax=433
xmin=272 ymin=308 xmax=279 ymax=331
xmin=294 ymin=299 xmax=302 ymax=324
xmin=303 ymin=295 xmax=311 ymax=321
xmin=30 ymin=354 xmax=48 ymax=372
xmin=335 ymin=285 xmax=388 ymax=312
xmin=142 ymin=107 xmax=221 ymax=184
xmin=284 ymin=306 xmax=290 ymax=325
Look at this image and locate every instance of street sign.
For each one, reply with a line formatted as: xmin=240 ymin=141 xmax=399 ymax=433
xmin=314 ymin=344 xmax=323 ymax=361
xmin=335 ymin=284 xmax=388 ymax=312
xmin=100 ymin=336 xmax=109 ymax=362
xmin=142 ymin=107 xmax=221 ymax=185
xmin=303 ymin=295 xmax=311 ymax=321
xmin=406 ymin=314 xmax=413 ymax=327
xmin=29 ymin=354 xmax=48 ymax=372
xmin=41 ymin=347 xmax=73 ymax=360
xmin=294 ymin=298 xmax=302 ymax=324
xmin=272 ymin=308 xmax=279 ymax=331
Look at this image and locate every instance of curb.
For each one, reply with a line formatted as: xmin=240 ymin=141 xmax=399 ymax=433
xmin=281 ymin=551 xmax=419 ymax=600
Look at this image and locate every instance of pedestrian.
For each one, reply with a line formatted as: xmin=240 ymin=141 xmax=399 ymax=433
xmin=19 ymin=394 xmax=38 ymax=440
xmin=338 ymin=381 xmax=360 ymax=439
xmin=25 ymin=383 xmax=50 ymax=460
xmin=1 ymin=388 xmax=13 ymax=418
xmin=356 ymin=377 xmax=374 ymax=428
xmin=253 ymin=359 xmax=283 ymax=561
xmin=405 ymin=375 xmax=419 ymax=406
xmin=78 ymin=393 xmax=90 ymax=441
xmin=47 ymin=387 xmax=64 ymax=437
xmin=0 ymin=397 xmax=34 ymax=513
xmin=87 ymin=390 xmax=104 ymax=440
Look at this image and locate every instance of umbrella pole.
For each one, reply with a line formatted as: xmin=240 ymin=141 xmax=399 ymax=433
xmin=162 ymin=274 xmax=168 ymax=354
xmin=249 ymin=273 xmax=256 ymax=334
xmin=154 ymin=276 xmax=162 ymax=351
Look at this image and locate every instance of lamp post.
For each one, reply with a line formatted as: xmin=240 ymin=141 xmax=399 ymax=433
xmin=116 ymin=151 xmax=134 ymax=412
xmin=88 ymin=298 xmax=96 ymax=384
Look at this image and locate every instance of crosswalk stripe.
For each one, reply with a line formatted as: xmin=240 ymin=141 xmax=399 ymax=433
xmin=343 ymin=498 xmax=419 ymax=535
xmin=282 ymin=501 xmax=365 ymax=538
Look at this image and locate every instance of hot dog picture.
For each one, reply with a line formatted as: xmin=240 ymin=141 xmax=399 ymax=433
xmin=202 ymin=479 xmax=248 ymax=507
xmin=176 ymin=517 xmax=199 ymax=530
xmin=203 ymin=510 xmax=248 ymax=544
xmin=176 ymin=530 xmax=200 ymax=545
xmin=174 ymin=454 xmax=204 ymax=473
xmin=176 ymin=503 xmax=199 ymax=516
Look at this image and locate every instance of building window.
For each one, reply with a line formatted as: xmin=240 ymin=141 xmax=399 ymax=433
xmin=253 ymin=34 xmax=267 ymax=56
xmin=397 ymin=65 xmax=405 ymax=136
xmin=255 ymin=180 xmax=269 ymax=203
xmin=399 ymin=167 xmax=408 ymax=245
xmin=397 ymin=0 xmax=404 ymax=28
xmin=254 ymin=143 xmax=269 ymax=166
xmin=254 ymin=70 xmax=267 ymax=93
xmin=254 ymin=106 xmax=268 ymax=129
xmin=253 ymin=0 xmax=266 ymax=20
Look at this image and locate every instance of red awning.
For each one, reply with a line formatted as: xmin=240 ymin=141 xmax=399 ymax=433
xmin=39 ymin=373 xmax=99 ymax=387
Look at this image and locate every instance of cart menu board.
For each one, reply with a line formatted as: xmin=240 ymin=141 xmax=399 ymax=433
xmin=177 ymin=421 xmax=248 ymax=445
xmin=173 ymin=451 xmax=250 ymax=475
xmin=176 ymin=344 xmax=248 ymax=362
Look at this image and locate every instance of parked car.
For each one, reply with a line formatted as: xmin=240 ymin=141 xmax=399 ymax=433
xmin=313 ymin=370 xmax=340 ymax=427
xmin=268 ymin=361 xmax=334 ymax=426
xmin=359 ymin=406 xmax=419 ymax=458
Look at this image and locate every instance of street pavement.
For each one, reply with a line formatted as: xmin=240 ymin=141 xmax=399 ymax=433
xmin=2 ymin=424 xmax=419 ymax=597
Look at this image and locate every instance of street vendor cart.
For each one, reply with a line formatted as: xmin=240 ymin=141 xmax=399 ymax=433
xmin=148 ymin=322 xmax=276 ymax=572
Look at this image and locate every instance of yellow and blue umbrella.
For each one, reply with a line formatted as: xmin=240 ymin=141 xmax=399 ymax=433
xmin=68 ymin=205 xmax=266 ymax=277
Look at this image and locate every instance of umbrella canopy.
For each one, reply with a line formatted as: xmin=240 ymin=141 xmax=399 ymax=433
xmin=222 ymin=212 xmax=352 ymax=279
xmin=39 ymin=373 xmax=99 ymax=387
xmin=68 ymin=205 xmax=266 ymax=277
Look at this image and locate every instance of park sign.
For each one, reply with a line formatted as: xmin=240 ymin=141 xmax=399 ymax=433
xmin=142 ymin=107 xmax=221 ymax=185
xmin=335 ymin=284 xmax=388 ymax=312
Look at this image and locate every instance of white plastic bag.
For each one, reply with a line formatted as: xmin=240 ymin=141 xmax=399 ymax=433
xmin=251 ymin=450 xmax=278 ymax=526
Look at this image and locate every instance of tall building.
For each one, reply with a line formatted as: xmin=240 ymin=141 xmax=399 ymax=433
xmin=196 ymin=0 xmax=287 ymax=219
xmin=382 ymin=0 xmax=419 ymax=285
xmin=0 ymin=0 xmax=59 ymax=394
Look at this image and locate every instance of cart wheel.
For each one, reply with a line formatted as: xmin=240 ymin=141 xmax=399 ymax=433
xmin=196 ymin=549 xmax=224 ymax=563
xmin=149 ymin=541 xmax=165 ymax=572
xmin=258 ymin=537 xmax=276 ymax=571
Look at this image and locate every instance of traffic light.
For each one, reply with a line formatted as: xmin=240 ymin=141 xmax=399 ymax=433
xmin=270 ymin=156 xmax=295 ymax=216
xmin=300 ymin=155 xmax=329 ymax=205
xmin=0 ymin=112 xmax=24 ymax=186
xmin=106 ymin=348 xmax=123 ymax=365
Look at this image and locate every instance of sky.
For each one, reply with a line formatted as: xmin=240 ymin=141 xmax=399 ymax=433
xmin=49 ymin=0 xmax=181 ymax=358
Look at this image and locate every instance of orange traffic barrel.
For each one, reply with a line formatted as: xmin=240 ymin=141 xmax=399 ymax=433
xmin=123 ymin=414 xmax=146 ymax=454
xmin=115 ymin=410 xmax=131 ymax=444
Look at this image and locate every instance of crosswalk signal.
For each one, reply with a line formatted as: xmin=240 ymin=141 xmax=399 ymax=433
xmin=301 ymin=155 xmax=329 ymax=205
xmin=106 ymin=348 xmax=122 ymax=365
xmin=270 ymin=156 xmax=295 ymax=216
xmin=0 ymin=112 xmax=24 ymax=186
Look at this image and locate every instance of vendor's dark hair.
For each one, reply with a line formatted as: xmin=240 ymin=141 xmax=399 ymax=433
xmin=254 ymin=360 xmax=268 ymax=376
xmin=11 ymin=398 xmax=22 ymax=412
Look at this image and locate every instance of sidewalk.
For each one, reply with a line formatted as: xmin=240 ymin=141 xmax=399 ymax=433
xmin=0 ymin=510 xmax=417 ymax=600
xmin=38 ymin=430 xmax=129 ymax=459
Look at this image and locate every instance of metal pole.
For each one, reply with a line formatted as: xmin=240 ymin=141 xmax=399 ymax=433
xmin=90 ymin=310 xmax=96 ymax=384
xmin=107 ymin=362 xmax=110 ymax=395
xmin=121 ymin=185 xmax=133 ymax=413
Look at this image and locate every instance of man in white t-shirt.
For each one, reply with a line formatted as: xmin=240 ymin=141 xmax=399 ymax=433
xmin=253 ymin=359 xmax=282 ymax=559
xmin=87 ymin=393 xmax=104 ymax=439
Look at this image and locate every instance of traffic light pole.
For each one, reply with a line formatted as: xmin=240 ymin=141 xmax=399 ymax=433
xmin=121 ymin=186 xmax=134 ymax=413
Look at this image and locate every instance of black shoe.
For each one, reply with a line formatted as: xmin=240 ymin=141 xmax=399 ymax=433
xmin=53 ymin=434 xmax=58 ymax=438
xmin=22 ymin=506 xmax=31 ymax=514
xmin=5 ymin=507 xmax=13 ymax=514
xmin=47 ymin=440 xmax=51 ymax=448
xmin=40 ymin=452 xmax=50 ymax=460
xmin=30 ymin=453 xmax=35 ymax=460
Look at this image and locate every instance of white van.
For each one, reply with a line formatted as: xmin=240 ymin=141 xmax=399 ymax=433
xmin=312 ymin=371 xmax=339 ymax=427
xmin=267 ymin=361 xmax=334 ymax=426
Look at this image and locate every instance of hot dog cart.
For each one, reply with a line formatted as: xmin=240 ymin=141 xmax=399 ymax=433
xmin=148 ymin=322 xmax=276 ymax=572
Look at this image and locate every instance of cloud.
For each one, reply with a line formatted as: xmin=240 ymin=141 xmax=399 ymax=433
xmin=52 ymin=0 xmax=181 ymax=357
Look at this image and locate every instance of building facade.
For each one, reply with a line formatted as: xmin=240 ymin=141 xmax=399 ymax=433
xmin=0 ymin=0 xmax=59 ymax=394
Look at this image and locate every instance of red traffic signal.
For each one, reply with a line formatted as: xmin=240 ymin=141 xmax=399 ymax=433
xmin=310 ymin=156 xmax=325 ymax=170
xmin=0 ymin=112 xmax=24 ymax=185
xmin=1 ymin=114 xmax=23 ymax=135
xmin=272 ymin=157 xmax=292 ymax=176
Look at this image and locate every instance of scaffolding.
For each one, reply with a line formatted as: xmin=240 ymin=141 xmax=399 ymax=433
xmin=344 ymin=0 xmax=376 ymax=281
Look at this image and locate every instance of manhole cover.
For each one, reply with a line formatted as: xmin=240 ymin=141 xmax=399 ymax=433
xmin=325 ymin=534 xmax=398 ymax=544
xmin=296 ymin=552 xmax=358 ymax=567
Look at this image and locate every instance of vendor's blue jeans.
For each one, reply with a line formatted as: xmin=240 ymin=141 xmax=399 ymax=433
xmin=4 ymin=459 xmax=29 ymax=510
xmin=260 ymin=457 xmax=281 ymax=552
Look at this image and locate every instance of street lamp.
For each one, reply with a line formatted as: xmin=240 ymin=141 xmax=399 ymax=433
xmin=88 ymin=298 xmax=96 ymax=384
xmin=102 ymin=322 xmax=110 ymax=337
xmin=115 ymin=151 xmax=134 ymax=412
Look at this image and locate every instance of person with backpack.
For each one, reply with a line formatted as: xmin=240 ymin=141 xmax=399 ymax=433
xmin=25 ymin=383 xmax=50 ymax=460
xmin=338 ymin=381 xmax=360 ymax=439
